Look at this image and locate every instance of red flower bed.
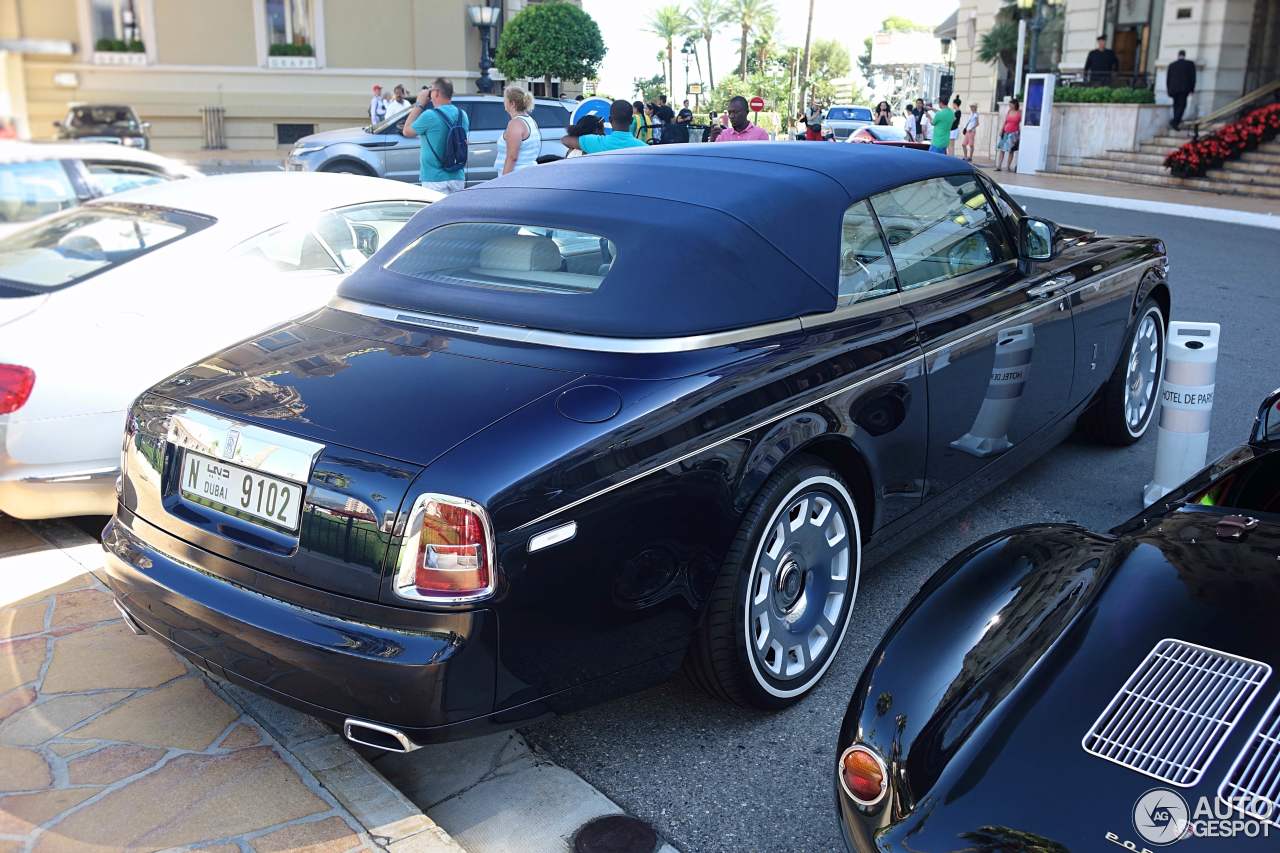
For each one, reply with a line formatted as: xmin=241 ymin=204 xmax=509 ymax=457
xmin=1164 ymin=102 xmax=1280 ymax=178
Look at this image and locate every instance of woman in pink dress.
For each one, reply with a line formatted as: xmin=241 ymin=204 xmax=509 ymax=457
xmin=996 ymin=98 xmax=1021 ymax=171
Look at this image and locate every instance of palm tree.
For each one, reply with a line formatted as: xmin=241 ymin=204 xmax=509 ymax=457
xmin=725 ymin=0 xmax=774 ymax=81
xmin=686 ymin=0 xmax=727 ymax=90
xmin=647 ymin=4 xmax=689 ymax=100
xmin=750 ymin=10 xmax=778 ymax=73
xmin=799 ymin=0 xmax=816 ymax=108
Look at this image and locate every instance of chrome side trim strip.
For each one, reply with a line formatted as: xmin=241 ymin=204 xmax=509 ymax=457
xmin=20 ymin=468 xmax=118 ymax=485
xmin=329 ymin=297 xmax=805 ymax=354
xmin=513 ymin=354 xmax=921 ymax=531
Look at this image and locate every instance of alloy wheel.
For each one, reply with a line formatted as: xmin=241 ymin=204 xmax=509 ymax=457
xmin=1124 ymin=306 xmax=1164 ymax=437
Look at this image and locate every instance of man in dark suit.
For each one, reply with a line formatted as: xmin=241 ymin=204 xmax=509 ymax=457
xmin=1166 ymin=50 xmax=1197 ymax=130
xmin=1084 ymin=35 xmax=1119 ymax=85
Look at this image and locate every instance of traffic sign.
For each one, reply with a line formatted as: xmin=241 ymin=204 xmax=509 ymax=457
xmin=749 ymin=96 xmax=765 ymax=112
xmin=572 ymin=97 xmax=614 ymax=134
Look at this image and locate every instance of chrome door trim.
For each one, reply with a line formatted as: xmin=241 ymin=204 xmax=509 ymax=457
xmin=167 ymin=407 xmax=324 ymax=485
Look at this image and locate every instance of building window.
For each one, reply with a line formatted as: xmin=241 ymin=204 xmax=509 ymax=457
xmin=275 ymin=123 xmax=316 ymax=145
xmin=91 ymin=0 xmax=142 ymax=50
xmin=265 ymin=0 xmax=313 ymax=53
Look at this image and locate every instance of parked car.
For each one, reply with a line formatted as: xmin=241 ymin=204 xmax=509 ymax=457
xmin=53 ymin=104 xmax=150 ymax=148
xmin=822 ymin=106 xmax=875 ymax=140
xmin=101 ymin=144 xmax=1169 ymax=752
xmin=284 ymin=96 xmax=574 ymax=185
xmin=834 ymin=387 xmax=1280 ymax=851
xmin=847 ymin=125 xmax=930 ymax=151
xmin=0 ymin=142 xmax=200 ymax=238
xmin=0 ymin=172 xmax=440 ymax=520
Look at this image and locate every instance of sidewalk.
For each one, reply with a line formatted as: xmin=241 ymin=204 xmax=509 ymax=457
xmin=168 ymin=147 xmax=287 ymax=171
xmin=0 ymin=517 xmax=460 ymax=853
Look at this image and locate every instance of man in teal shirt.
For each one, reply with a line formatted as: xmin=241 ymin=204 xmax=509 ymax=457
xmin=401 ymin=77 xmax=470 ymax=194
xmin=561 ymin=100 xmax=648 ymax=154
xmin=929 ymin=95 xmax=954 ymax=155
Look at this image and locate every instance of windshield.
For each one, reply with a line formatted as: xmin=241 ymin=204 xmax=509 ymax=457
xmin=386 ymin=222 xmax=616 ymax=295
xmin=0 ymin=204 xmax=213 ymax=294
xmin=827 ymin=107 xmax=872 ymax=122
xmin=69 ymin=106 xmax=139 ymax=128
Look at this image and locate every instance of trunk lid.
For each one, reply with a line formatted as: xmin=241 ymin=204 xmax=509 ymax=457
xmin=126 ymin=321 xmax=576 ymax=601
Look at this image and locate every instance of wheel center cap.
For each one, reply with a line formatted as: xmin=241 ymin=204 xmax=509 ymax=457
xmin=776 ymin=559 xmax=805 ymax=611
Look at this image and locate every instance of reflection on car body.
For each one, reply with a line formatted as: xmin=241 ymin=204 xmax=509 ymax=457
xmin=100 ymin=144 xmax=1170 ymax=751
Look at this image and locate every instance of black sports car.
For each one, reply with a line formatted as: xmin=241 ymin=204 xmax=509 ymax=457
xmin=835 ymin=388 xmax=1280 ymax=851
xmin=54 ymin=104 xmax=150 ymax=149
xmin=101 ymin=144 xmax=1169 ymax=751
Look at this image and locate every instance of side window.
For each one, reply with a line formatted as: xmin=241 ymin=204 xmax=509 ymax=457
xmin=869 ymin=175 xmax=1015 ymax=291
xmin=0 ymin=160 xmax=79 ymax=224
xmin=84 ymin=162 xmax=172 ymax=196
xmin=322 ymin=200 xmax=426 ymax=268
xmin=237 ymin=222 xmax=341 ymax=274
xmin=983 ymin=176 xmax=1023 ymax=244
xmin=531 ymin=105 xmax=571 ymax=129
xmin=458 ymin=102 xmax=508 ymax=131
xmin=838 ymin=200 xmax=898 ymax=305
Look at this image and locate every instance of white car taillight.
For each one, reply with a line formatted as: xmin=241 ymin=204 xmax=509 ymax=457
xmin=394 ymin=493 xmax=496 ymax=603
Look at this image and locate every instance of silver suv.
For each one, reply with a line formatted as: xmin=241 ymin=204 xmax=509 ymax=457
xmin=284 ymin=95 xmax=573 ymax=185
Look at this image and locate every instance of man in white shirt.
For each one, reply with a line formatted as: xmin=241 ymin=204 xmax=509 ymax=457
xmin=369 ymin=85 xmax=386 ymax=125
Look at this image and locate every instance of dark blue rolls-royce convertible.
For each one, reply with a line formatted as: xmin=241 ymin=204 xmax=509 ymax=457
xmin=835 ymin=388 xmax=1280 ymax=851
xmin=100 ymin=143 xmax=1170 ymax=750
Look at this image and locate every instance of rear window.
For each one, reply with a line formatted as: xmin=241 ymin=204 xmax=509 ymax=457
xmin=0 ymin=204 xmax=212 ymax=293
xmin=386 ymin=222 xmax=616 ymax=295
xmin=532 ymin=104 xmax=571 ymax=129
xmin=827 ymin=107 xmax=872 ymax=122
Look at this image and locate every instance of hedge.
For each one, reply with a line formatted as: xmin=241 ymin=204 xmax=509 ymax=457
xmin=1056 ymin=86 xmax=1155 ymax=104
xmin=268 ymin=42 xmax=315 ymax=57
xmin=94 ymin=38 xmax=145 ymax=53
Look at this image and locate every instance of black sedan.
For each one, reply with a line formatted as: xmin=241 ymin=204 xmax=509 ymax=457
xmin=54 ymin=104 xmax=150 ymax=149
xmin=835 ymin=388 xmax=1280 ymax=851
xmin=100 ymin=143 xmax=1170 ymax=750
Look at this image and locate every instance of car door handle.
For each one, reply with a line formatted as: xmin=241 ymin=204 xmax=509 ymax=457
xmin=1026 ymin=274 xmax=1075 ymax=298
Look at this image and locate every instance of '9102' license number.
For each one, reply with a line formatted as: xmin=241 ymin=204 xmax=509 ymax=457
xmin=181 ymin=451 xmax=303 ymax=532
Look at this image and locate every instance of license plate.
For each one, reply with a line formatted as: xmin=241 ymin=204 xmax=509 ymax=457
xmin=180 ymin=451 xmax=303 ymax=532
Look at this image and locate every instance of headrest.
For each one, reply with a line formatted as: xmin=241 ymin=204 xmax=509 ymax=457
xmin=478 ymin=234 xmax=562 ymax=272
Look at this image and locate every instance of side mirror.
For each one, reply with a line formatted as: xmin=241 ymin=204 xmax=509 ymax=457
xmin=1019 ymin=217 xmax=1056 ymax=261
xmin=141 ymin=122 xmax=151 ymax=130
xmin=1249 ymin=387 xmax=1280 ymax=446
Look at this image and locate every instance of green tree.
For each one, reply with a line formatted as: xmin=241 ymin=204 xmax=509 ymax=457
xmin=647 ymin=4 xmax=690 ymax=103
xmin=745 ymin=10 xmax=778 ymax=74
xmin=685 ymin=0 xmax=728 ymax=90
xmin=494 ymin=1 xmax=606 ymax=93
xmin=634 ymin=73 xmax=666 ymax=102
xmin=724 ymin=0 xmax=775 ymax=80
xmin=858 ymin=35 xmax=873 ymax=80
xmin=881 ymin=15 xmax=930 ymax=32
xmin=977 ymin=22 xmax=1018 ymax=81
xmin=807 ymin=38 xmax=851 ymax=103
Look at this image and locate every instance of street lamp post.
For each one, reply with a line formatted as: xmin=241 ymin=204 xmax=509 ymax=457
xmin=681 ymin=40 xmax=693 ymax=102
xmin=467 ymin=4 xmax=500 ymax=95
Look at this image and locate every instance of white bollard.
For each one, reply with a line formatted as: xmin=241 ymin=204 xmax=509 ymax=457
xmin=1143 ymin=321 xmax=1220 ymax=506
xmin=952 ymin=323 xmax=1035 ymax=458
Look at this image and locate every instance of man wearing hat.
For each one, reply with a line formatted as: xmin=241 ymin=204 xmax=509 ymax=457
xmin=369 ymin=84 xmax=386 ymax=125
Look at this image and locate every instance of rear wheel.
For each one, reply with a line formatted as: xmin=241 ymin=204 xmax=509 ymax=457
xmin=686 ymin=457 xmax=861 ymax=709
xmin=1081 ymin=297 xmax=1166 ymax=445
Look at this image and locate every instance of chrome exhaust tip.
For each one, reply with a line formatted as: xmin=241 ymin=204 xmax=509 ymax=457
xmin=113 ymin=600 xmax=146 ymax=635
xmin=343 ymin=719 xmax=420 ymax=753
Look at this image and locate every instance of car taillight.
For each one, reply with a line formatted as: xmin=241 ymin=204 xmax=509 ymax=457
xmin=0 ymin=364 xmax=35 ymax=415
xmin=838 ymin=744 xmax=888 ymax=807
xmin=395 ymin=494 xmax=494 ymax=602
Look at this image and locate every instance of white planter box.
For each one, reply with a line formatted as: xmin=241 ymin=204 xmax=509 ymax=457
xmin=268 ymin=55 xmax=317 ymax=70
xmin=1045 ymin=102 xmax=1168 ymax=170
xmin=93 ymin=51 xmax=147 ymax=66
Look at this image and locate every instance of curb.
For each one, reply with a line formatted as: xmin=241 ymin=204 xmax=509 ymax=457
xmin=1005 ymin=184 xmax=1280 ymax=230
xmin=25 ymin=518 xmax=466 ymax=853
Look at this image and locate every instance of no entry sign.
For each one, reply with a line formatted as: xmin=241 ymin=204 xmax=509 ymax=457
xmin=749 ymin=96 xmax=765 ymax=112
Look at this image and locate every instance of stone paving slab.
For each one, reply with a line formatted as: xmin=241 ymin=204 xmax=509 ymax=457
xmin=0 ymin=517 xmax=463 ymax=853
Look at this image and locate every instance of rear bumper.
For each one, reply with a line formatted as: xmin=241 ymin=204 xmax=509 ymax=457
xmin=0 ymin=465 xmax=117 ymax=519
xmin=98 ymin=508 xmax=504 ymax=743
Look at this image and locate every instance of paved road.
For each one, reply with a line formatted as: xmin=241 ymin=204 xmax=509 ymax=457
xmin=523 ymin=198 xmax=1280 ymax=853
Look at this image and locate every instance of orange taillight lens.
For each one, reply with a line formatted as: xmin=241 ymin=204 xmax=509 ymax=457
xmin=839 ymin=744 xmax=887 ymax=806
xmin=395 ymin=495 xmax=494 ymax=601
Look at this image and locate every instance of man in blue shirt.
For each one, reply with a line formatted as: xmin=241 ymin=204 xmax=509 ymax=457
xmin=401 ymin=77 xmax=470 ymax=194
xmin=561 ymin=100 xmax=648 ymax=154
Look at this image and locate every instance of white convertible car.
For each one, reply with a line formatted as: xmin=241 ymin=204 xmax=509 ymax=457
xmin=0 ymin=172 xmax=441 ymax=519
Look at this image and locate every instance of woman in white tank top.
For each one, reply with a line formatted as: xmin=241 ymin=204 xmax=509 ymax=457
xmin=497 ymin=86 xmax=541 ymax=175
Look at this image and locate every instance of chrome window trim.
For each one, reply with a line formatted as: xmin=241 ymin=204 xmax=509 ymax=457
xmin=394 ymin=492 xmax=498 ymax=604
xmin=166 ymin=407 xmax=323 ymax=485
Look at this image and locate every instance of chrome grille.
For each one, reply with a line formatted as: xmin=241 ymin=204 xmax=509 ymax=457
xmin=1081 ymin=639 xmax=1271 ymax=787
xmin=1218 ymin=692 xmax=1280 ymax=828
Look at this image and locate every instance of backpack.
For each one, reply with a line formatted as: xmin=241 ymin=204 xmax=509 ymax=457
xmin=425 ymin=106 xmax=468 ymax=172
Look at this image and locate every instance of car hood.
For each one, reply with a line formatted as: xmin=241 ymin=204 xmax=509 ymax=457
xmin=147 ymin=319 xmax=579 ymax=469
xmin=874 ymin=512 xmax=1280 ymax=850
xmin=294 ymin=126 xmax=377 ymax=147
